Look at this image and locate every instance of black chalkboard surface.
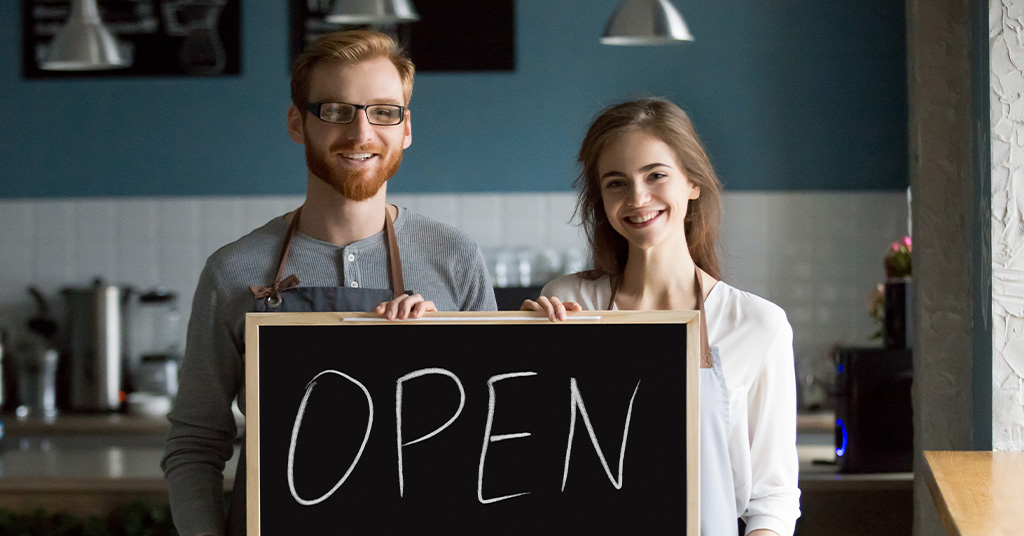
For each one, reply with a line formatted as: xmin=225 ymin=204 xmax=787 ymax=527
xmin=245 ymin=311 xmax=698 ymax=535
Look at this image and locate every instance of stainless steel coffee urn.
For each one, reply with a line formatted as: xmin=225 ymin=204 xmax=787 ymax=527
xmin=60 ymin=280 xmax=131 ymax=412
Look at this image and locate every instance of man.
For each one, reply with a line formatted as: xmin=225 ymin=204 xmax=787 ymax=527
xmin=161 ymin=30 xmax=497 ymax=536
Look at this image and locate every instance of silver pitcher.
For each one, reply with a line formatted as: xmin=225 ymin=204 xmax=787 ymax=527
xmin=60 ymin=280 xmax=131 ymax=412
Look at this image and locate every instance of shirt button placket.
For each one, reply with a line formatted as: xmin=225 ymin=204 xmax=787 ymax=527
xmin=343 ymin=248 xmax=360 ymax=289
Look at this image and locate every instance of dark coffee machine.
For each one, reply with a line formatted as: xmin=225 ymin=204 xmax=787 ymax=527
xmin=834 ymin=347 xmax=913 ymax=473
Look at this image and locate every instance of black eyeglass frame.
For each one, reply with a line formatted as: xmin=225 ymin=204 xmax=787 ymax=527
xmin=306 ymin=102 xmax=407 ymax=126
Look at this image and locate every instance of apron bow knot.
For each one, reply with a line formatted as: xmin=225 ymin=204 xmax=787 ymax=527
xmin=249 ymin=274 xmax=300 ymax=299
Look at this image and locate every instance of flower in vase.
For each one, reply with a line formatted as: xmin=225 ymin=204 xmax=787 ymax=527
xmin=884 ymin=236 xmax=912 ymax=278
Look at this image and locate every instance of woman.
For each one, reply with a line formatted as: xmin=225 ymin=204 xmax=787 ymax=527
xmin=524 ymin=98 xmax=800 ymax=535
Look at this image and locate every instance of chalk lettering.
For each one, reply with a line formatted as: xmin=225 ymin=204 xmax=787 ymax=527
xmin=395 ymin=368 xmax=466 ymax=497
xmin=561 ymin=378 xmax=640 ymax=491
xmin=477 ymin=371 xmax=537 ymax=504
xmin=287 ymin=370 xmax=374 ymax=506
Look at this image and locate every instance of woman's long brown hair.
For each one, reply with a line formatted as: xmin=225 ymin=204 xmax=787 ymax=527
xmin=573 ymin=98 xmax=723 ymax=284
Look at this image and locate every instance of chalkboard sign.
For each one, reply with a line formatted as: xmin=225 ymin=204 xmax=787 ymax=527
xmin=245 ymin=311 xmax=698 ymax=535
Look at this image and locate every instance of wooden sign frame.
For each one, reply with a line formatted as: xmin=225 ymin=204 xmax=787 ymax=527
xmin=245 ymin=310 xmax=699 ymax=534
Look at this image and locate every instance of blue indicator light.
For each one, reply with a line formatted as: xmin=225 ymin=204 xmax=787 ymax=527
xmin=837 ymin=364 xmax=844 ymax=373
xmin=836 ymin=418 xmax=847 ymax=457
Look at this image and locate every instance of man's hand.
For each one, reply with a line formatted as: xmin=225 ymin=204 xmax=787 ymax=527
xmin=376 ymin=293 xmax=436 ymax=320
xmin=520 ymin=296 xmax=582 ymax=322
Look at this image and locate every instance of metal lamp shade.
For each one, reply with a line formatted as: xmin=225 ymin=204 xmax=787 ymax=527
xmin=326 ymin=0 xmax=420 ymax=24
xmin=601 ymin=0 xmax=693 ymax=45
xmin=41 ymin=0 xmax=129 ymax=70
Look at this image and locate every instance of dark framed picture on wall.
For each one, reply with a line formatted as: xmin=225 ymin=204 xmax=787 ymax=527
xmin=289 ymin=0 xmax=515 ymax=72
xmin=22 ymin=0 xmax=242 ymax=79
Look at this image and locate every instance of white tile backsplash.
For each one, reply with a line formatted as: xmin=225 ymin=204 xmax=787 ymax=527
xmin=0 ymin=202 xmax=35 ymax=297
xmin=458 ymin=194 xmax=505 ymax=248
xmin=33 ymin=201 xmax=76 ymax=290
xmin=115 ymin=199 xmax=160 ymax=285
xmin=198 ymin=199 xmax=246 ymax=259
xmin=74 ymin=201 xmax=119 ymax=284
xmin=414 ymin=195 xmax=461 ymax=228
xmin=0 ymin=190 xmax=908 ymax=397
xmin=544 ymin=194 xmax=584 ymax=251
xmin=501 ymin=193 xmax=549 ymax=247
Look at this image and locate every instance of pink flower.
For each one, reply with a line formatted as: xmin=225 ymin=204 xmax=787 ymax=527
xmin=891 ymin=242 xmax=899 ymax=252
xmin=902 ymin=236 xmax=912 ymax=249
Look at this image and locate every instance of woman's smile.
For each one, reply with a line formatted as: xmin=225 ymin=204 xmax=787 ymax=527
xmin=624 ymin=209 xmax=665 ymax=227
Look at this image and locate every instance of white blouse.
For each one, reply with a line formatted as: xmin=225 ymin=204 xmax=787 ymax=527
xmin=541 ymin=274 xmax=801 ymax=535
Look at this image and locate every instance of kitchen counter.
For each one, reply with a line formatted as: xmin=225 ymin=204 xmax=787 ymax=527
xmin=3 ymin=413 xmax=173 ymax=436
xmin=0 ymin=413 xmax=240 ymax=515
xmin=0 ymin=441 xmax=240 ymax=515
xmin=3 ymin=409 xmax=245 ymax=435
xmin=0 ymin=441 xmax=240 ymax=516
xmin=795 ymin=412 xmax=912 ymax=535
xmin=796 ymin=410 xmax=836 ymax=434
xmin=0 ymin=410 xmax=911 ymax=526
xmin=795 ymin=411 xmax=913 ymax=491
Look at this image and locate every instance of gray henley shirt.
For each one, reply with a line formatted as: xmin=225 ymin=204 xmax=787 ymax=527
xmin=160 ymin=206 xmax=497 ymax=536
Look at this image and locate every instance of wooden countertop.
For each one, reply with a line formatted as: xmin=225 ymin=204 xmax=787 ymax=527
xmin=924 ymin=450 xmax=1024 ymax=536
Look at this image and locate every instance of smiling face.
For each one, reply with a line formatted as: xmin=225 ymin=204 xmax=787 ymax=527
xmin=597 ymin=129 xmax=700 ymax=252
xmin=288 ymin=57 xmax=412 ymax=201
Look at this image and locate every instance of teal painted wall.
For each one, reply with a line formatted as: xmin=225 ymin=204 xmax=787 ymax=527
xmin=0 ymin=0 xmax=906 ymax=197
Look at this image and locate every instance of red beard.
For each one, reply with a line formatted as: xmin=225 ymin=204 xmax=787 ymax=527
xmin=305 ymin=140 xmax=403 ymax=202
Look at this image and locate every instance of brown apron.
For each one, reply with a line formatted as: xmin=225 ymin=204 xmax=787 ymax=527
xmin=229 ymin=206 xmax=408 ymax=536
xmin=609 ymin=267 xmax=738 ymax=533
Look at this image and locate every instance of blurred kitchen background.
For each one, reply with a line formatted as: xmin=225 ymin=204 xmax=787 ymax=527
xmin=0 ymin=0 xmax=908 ymax=412
xmin=0 ymin=0 xmax=927 ymax=534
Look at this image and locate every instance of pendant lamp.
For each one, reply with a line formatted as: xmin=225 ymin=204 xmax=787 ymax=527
xmin=326 ymin=0 xmax=420 ymax=24
xmin=41 ymin=0 xmax=130 ymax=70
xmin=601 ymin=0 xmax=693 ymax=46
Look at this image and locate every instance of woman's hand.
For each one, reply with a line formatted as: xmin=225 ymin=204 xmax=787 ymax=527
xmin=376 ymin=293 xmax=437 ymax=320
xmin=521 ymin=296 xmax=582 ymax=322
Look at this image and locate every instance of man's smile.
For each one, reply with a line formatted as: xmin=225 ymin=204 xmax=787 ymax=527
xmin=340 ymin=152 xmax=376 ymax=161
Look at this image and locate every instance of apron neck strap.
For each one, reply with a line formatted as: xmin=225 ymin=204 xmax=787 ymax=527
xmin=384 ymin=208 xmax=406 ymax=299
xmin=608 ymin=265 xmax=713 ymax=368
xmin=250 ymin=205 xmax=406 ymax=301
xmin=247 ymin=207 xmax=304 ymax=303
xmin=275 ymin=206 xmax=303 ymax=291
xmin=694 ymin=266 xmax=713 ymax=368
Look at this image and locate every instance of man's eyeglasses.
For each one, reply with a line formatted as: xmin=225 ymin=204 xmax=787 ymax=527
xmin=306 ymin=102 xmax=406 ymax=126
